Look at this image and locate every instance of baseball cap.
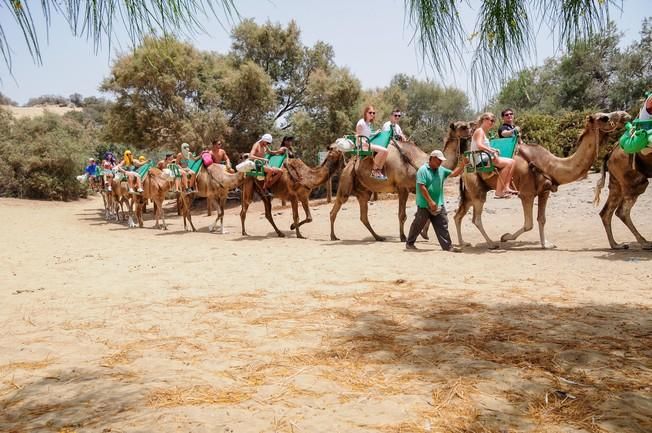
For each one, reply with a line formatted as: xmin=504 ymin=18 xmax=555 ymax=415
xmin=430 ymin=150 xmax=447 ymax=161
xmin=261 ymin=133 xmax=273 ymax=143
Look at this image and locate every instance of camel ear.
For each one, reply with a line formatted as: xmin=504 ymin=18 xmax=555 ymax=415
xmin=450 ymin=122 xmax=456 ymax=130
xmin=587 ymin=114 xmax=596 ymax=124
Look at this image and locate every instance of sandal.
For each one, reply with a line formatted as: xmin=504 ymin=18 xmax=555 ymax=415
xmin=494 ymin=193 xmax=514 ymax=199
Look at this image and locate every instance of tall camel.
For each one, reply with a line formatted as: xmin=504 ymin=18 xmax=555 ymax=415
xmin=184 ymin=164 xmax=246 ymax=233
xmin=134 ymin=168 xmax=192 ymax=230
xmin=329 ymin=121 xmax=472 ymax=241
xmin=454 ymin=111 xmax=630 ymax=249
xmin=240 ymin=146 xmax=344 ymax=239
xmin=594 ymin=143 xmax=652 ymax=249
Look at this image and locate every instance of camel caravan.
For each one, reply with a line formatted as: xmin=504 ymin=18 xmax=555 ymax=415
xmin=80 ymin=104 xmax=652 ymax=251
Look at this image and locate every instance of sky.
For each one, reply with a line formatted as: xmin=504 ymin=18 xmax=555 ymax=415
xmin=0 ymin=0 xmax=649 ymax=107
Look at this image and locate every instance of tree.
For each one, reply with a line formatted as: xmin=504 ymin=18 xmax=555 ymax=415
xmin=0 ymin=92 xmax=18 ymax=106
xmin=101 ymin=36 xmax=232 ymax=149
xmin=3 ymin=1 xmax=620 ymax=87
xmin=229 ymin=19 xmax=335 ymax=123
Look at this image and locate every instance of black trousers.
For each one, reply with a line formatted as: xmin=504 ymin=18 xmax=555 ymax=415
xmin=406 ymin=207 xmax=453 ymax=251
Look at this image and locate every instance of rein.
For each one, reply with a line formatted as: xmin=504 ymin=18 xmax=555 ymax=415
xmin=390 ymin=140 xmax=420 ymax=171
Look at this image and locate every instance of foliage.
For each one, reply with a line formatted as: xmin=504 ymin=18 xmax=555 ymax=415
xmin=405 ymin=0 xmax=619 ymax=86
xmin=494 ymin=20 xmax=652 ymax=114
xmin=25 ymin=94 xmax=71 ymax=107
xmin=0 ymin=91 xmax=17 ymax=106
xmin=0 ymin=109 xmax=100 ymax=200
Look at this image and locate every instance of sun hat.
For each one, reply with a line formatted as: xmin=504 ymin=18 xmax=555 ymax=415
xmin=261 ymin=133 xmax=273 ymax=143
xmin=429 ymin=150 xmax=447 ymax=161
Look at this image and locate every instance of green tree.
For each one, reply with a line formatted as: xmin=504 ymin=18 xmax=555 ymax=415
xmin=100 ymin=36 xmax=232 ymax=150
xmin=229 ymin=19 xmax=335 ymax=122
xmin=0 ymin=92 xmax=17 ymax=106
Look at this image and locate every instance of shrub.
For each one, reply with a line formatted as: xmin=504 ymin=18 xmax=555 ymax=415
xmin=0 ymin=109 xmax=100 ymax=200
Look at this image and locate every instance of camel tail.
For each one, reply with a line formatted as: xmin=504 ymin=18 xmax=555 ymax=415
xmin=593 ymin=152 xmax=610 ymax=207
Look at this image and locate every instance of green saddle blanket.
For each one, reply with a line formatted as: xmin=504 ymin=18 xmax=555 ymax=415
xmin=187 ymin=158 xmax=203 ymax=173
xmin=136 ymin=161 xmax=154 ymax=177
xmin=490 ymin=135 xmax=518 ymax=158
xmin=266 ymin=152 xmax=287 ymax=168
xmin=368 ymin=129 xmax=393 ymax=149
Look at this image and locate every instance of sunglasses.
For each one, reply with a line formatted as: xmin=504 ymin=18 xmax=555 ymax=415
xmin=504 ymin=113 xmax=514 ymax=117
xmin=393 ymin=114 xmax=401 ymax=118
xmin=368 ymin=111 xmax=376 ymax=115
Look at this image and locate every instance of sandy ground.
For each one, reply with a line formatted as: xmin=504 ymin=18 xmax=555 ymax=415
xmin=1 ymin=173 xmax=651 ymax=433
xmin=1 ymin=105 xmax=82 ymax=119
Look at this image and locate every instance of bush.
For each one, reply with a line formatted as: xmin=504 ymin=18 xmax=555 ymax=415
xmin=0 ymin=109 xmax=100 ymax=200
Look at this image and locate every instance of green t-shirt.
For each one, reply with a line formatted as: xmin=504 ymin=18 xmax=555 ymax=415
xmin=415 ymin=164 xmax=452 ymax=208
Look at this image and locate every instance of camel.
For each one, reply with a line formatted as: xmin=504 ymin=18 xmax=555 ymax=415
xmin=329 ymin=121 xmax=472 ymax=241
xmin=240 ymin=146 xmax=344 ymax=238
xmin=134 ymin=168 xmax=192 ymax=230
xmin=594 ymin=141 xmax=652 ymax=249
xmin=108 ymin=177 xmax=136 ymax=227
xmin=454 ymin=111 xmax=631 ymax=249
xmin=184 ymin=164 xmax=246 ymax=233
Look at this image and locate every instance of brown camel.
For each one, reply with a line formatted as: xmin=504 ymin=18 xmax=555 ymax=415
xmin=108 ymin=178 xmax=136 ymax=227
xmin=240 ymin=146 xmax=344 ymax=238
xmin=184 ymin=164 xmax=246 ymax=233
xmin=594 ymin=142 xmax=652 ymax=249
xmin=454 ymin=111 xmax=630 ymax=249
xmin=134 ymin=168 xmax=192 ymax=230
xmin=329 ymin=121 xmax=472 ymax=241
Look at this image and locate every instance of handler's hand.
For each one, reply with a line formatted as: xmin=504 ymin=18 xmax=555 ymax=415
xmin=429 ymin=202 xmax=438 ymax=213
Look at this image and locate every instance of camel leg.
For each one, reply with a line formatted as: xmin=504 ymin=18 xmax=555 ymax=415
xmin=262 ymin=194 xmax=285 ymax=237
xmin=500 ymin=194 xmax=535 ymax=244
xmin=210 ymin=198 xmax=226 ymax=234
xmin=398 ymin=189 xmax=408 ymax=242
xmin=290 ymin=199 xmax=304 ymax=239
xmin=330 ymin=162 xmax=355 ymax=241
xmin=453 ymin=190 xmax=473 ymax=248
xmin=158 ymin=199 xmax=167 ymax=230
xmin=240 ymin=183 xmax=253 ymax=236
xmin=535 ymin=191 xmax=555 ymax=249
xmin=599 ymin=184 xmax=628 ymax=249
xmin=290 ymin=196 xmax=312 ymax=230
xmin=357 ymin=190 xmax=385 ymax=241
xmin=616 ymin=194 xmax=651 ymax=249
xmin=470 ymin=199 xmax=499 ymax=249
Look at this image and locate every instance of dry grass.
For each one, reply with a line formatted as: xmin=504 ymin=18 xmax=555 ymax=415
xmin=0 ymin=358 xmax=54 ymax=373
xmin=146 ymin=385 xmax=252 ymax=408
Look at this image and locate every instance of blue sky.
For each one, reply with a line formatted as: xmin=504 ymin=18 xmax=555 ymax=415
xmin=0 ymin=0 xmax=648 ymax=107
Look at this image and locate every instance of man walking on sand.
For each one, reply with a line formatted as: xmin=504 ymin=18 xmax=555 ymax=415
xmin=405 ymin=149 xmax=463 ymax=252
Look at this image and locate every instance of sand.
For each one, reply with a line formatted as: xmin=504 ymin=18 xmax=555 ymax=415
xmin=1 ymin=173 xmax=651 ymax=433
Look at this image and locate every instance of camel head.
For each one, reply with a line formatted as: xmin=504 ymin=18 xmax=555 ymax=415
xmin=325 ymin=144 xmax=346 ymax=174
xmin=586 ymin=111 xmax=631 ymax=134
xmin=448 ymin=120 xmax=473 ymax=139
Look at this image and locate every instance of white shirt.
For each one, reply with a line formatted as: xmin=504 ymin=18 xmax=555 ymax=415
xmin=639 ymin=96 xmax=652 ymax=120
xmin=382 ymin=121 xmax=403 ymax=137
xmin=356 ymin=118 xmax=372 ymax=137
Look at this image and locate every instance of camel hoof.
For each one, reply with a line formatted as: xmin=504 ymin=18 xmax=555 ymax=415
xmin=374 ymin=236 xmax=386 ymax=242
xmin=640 ymin=242 xmax=652 ymax=250
xmin=420 ymin=234 xmax=429 ymax=240
xmin=277 ymin=232 xmax=286 ymax=238
xmin=500 ymin=233 xmax=514 ymax=242
xmin=542 ymin=241 xmax=557 ymax=249
xmin=297 ymin=234 xmax=306 ymax=239
xmin=400 ymin=235 xmax=407 ymax=242
xmin=611 ymin=243 xmax=629 ymax=250
xmin=331 ymin=235 xmax=339 ymax=241
xmin=487 ymin=243 xmax=500 ymax=250
xmin=290 ymin=223 xmax=296 ymax=230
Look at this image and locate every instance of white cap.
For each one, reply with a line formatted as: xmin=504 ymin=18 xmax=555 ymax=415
xmin=181 ymin=142 xmax=190 ymax=149
xmin=430 ymin=149 xmax=447 ymax=161
xmin=261 ymin=133 xmax=273 ymax=143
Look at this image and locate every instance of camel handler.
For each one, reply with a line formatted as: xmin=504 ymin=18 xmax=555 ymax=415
xmin=405 ymin=150 xmax=463 ymax=252
xmin=248 ymin=133 xmax=288 ymax=191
